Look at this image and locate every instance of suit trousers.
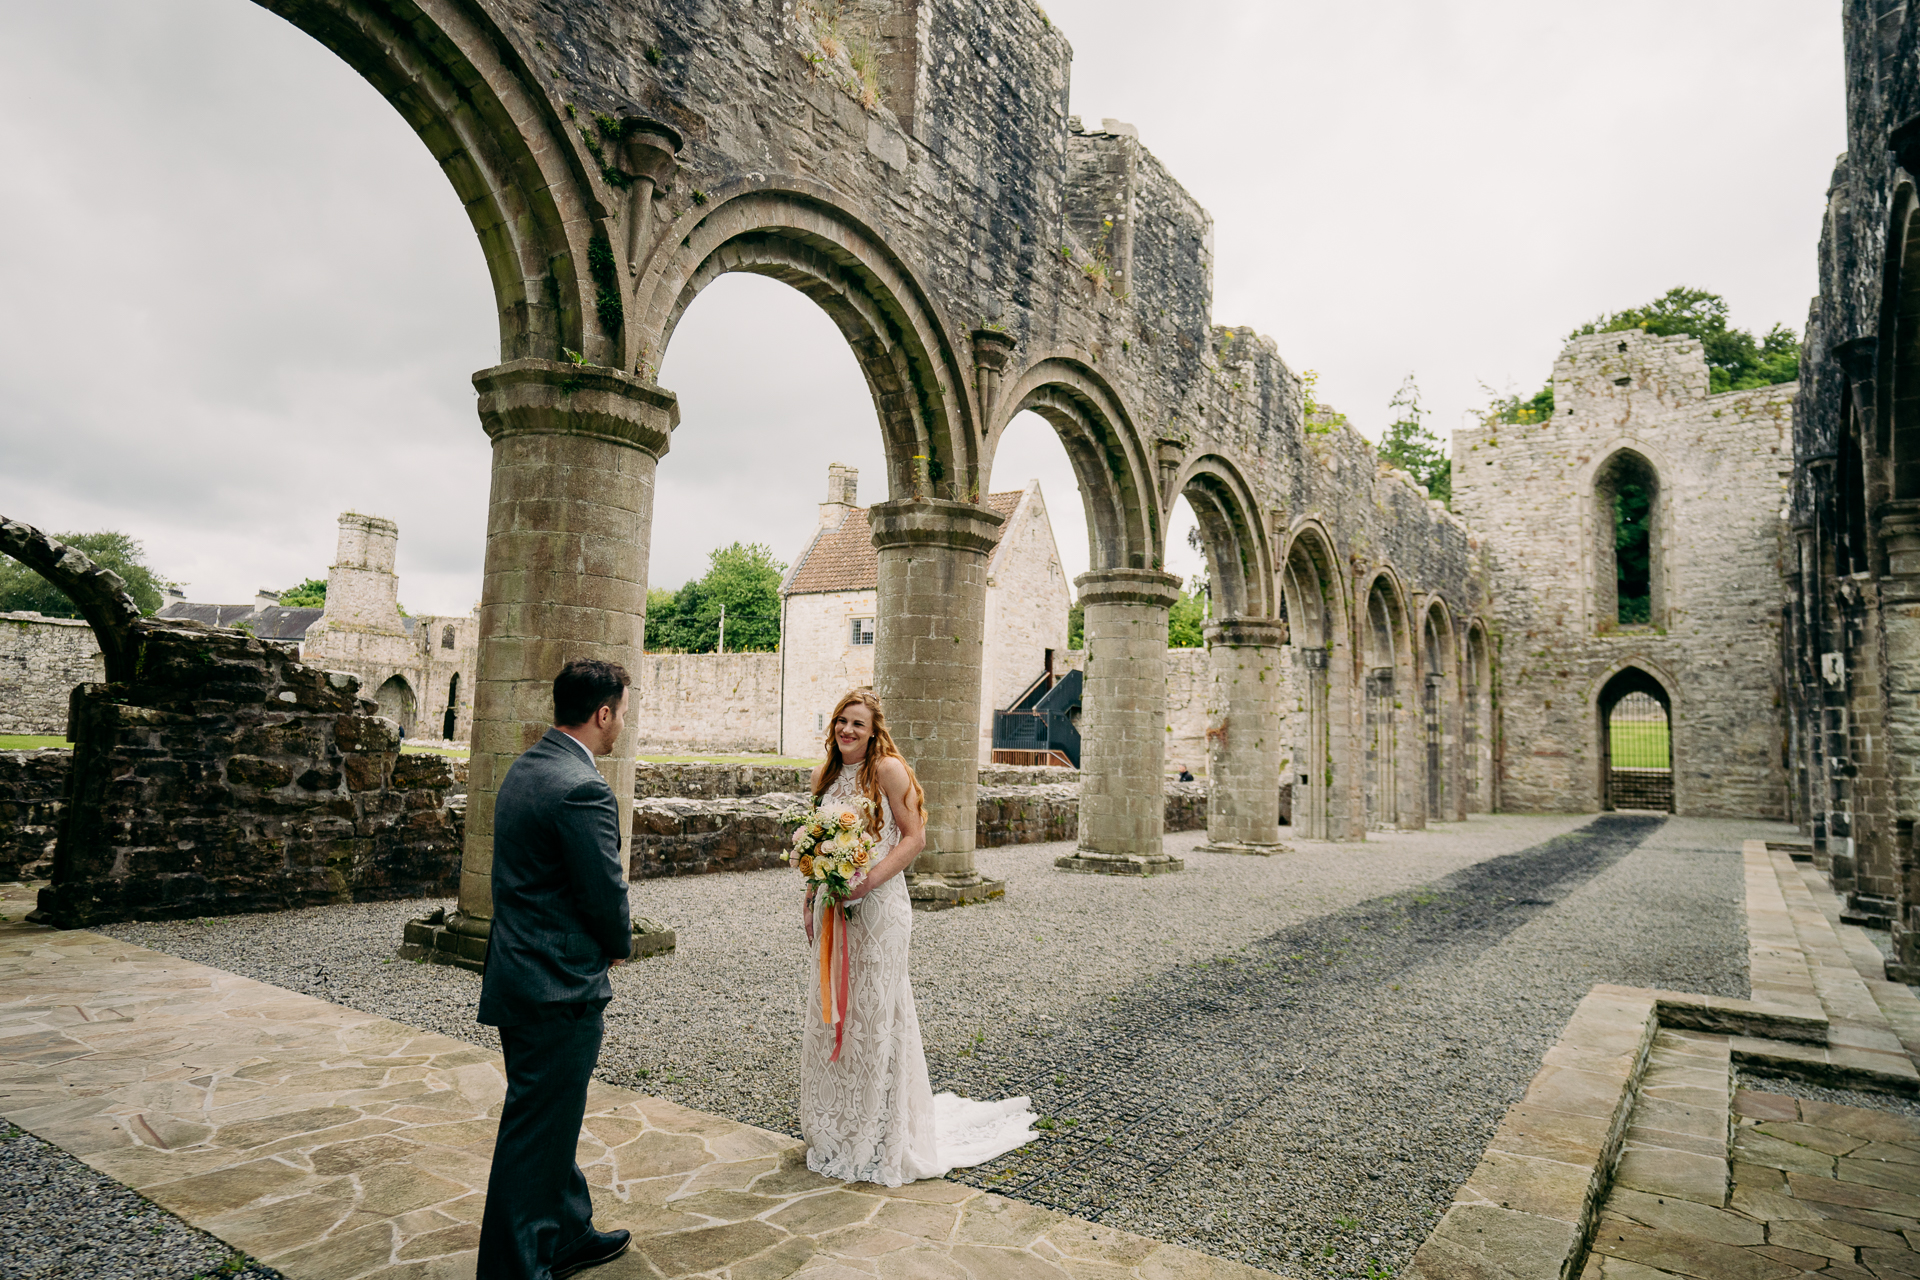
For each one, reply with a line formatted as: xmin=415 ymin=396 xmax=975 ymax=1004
xmin=477 ymin=1006 xmax=604 ymax=1279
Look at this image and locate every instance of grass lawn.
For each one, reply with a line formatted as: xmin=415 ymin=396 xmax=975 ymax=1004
xmin=1609 ymin=719 xmax=1671 ymax=770
xmin=0 ymin=735 xmax=67 ymax=751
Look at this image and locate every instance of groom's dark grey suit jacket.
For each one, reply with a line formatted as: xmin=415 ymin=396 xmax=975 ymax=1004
xmin=477 ymin=728 xmax=632 ymax=1027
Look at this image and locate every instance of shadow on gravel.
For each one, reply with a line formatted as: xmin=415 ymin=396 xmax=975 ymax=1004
xmin=933 ymin=814 xmax=1668 ymax=1223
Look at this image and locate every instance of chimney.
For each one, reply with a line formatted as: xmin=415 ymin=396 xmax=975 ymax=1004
xmin=255 ymin=589 xmax=281 ymax=610
xmin=820 ymin=463 xmax=859 ymax=528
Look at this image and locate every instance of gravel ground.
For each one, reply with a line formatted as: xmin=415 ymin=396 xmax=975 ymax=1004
xmin=0 ymin=1123 xmax=278 ymax=1280
xmin=88 ymin=811 xmax=1789 ymax=1278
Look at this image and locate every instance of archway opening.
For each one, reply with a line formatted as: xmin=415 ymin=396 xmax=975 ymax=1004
xmin=1364 ymin=578 xmax=1404 ymax=831
xmin=442 ymin=670 xmax=460 ymax=741
xmin=1596 ymin=451 xmax=1661 ymax=628
xmin=1464 ymin=624 xmax=1493 ymax=813
xmin=375 ymin=674 xmax=415 ymax=737
xmin=1600 ymin=667 xmax=1673 ymax=812
xmin=1422 ymin=607 xmax=1452 ymax=823
xmin=1283 ymin=530 xmax=1346 ymax=839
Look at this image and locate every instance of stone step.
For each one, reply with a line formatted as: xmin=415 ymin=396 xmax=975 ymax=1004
xmin=1792 ymin=862 xmax=1920 ymax=1066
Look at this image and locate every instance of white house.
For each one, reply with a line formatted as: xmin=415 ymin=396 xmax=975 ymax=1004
xmin=778 ymin=464 xmax=1072 ymax=762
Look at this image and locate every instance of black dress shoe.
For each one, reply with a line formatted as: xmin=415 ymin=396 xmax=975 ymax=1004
xmin=553 ymin=1227 xmax=631 ymax=1278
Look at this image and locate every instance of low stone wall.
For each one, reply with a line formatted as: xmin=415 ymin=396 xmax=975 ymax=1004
xmin=629 ymin=780 xmax=1207 ymax=879
xmin=0 ymin=611 xmax=102 ymax=735
xmin=632 ymin=652 xmax=781 ymax=754
xmin=32 ymin=618 xmax=465 ymax=926
xmin=633 ymin=760 xmax=1081 ymax=799
xmin=0 ymin=749 xmax=67 ymax=882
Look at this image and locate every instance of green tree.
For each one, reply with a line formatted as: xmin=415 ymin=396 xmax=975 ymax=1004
xmin=1167 ymin=585 xmax=1207 ymax=647
xmin=646 ymin=542 xmax=786 ymax=652
xmin=1615 ymin=483 xmax=1652 ymax=625
xmin=277 ymin=577 xmax=327 ymax=607
xmin=1484 ymin=383 xmax=1555 ymax=425
xmin=1378 ymin=374 xmax=1451 ymax=506
xmin=1570 ymin=286 xmax=1802 ymax=393
xmin=1068 ymin=599 xmax=1084 ymax=649
xmin=0 ymin=530 xmax=172 ymax=617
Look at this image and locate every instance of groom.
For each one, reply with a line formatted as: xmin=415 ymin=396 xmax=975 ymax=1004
xmin=476 ymin=658 xmax=635 ymax=1279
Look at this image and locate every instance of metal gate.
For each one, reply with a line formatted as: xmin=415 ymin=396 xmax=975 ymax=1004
xmin=1605 ymin=690 xmax=1672 ymax=812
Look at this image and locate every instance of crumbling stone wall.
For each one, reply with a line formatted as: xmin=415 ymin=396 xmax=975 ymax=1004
xmin=0 ymin=749 xmax=66 ymax=882
xmin=632 ymin=652 xmax=781 ymax=754
xmin=31 ymin=618 xmax=463 ymax=926
xmin=1455 ymin=332 xmax=1792 ymax=818
xmin=0 ymin=612 xmax=103 ymax=735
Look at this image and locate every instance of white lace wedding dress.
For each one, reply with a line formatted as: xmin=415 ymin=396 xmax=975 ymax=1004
xmin=799 ymin=770 xmax=1038 ymax=1185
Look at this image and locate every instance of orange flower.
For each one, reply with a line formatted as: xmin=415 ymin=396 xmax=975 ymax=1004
xmin=799 ymin=854 xmax=814 ymax=876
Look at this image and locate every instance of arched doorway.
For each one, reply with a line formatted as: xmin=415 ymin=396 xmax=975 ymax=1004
xmin=1599 ymin=667 xmax=1673 ymax=812
xmin=1281 ymin=527 xmax=1348 ymax=839
xmin=1463 ymin=622 xmax=1494 ymax=813
xmin=441 ymin=671 xmax=460 ymax=741
xmin=375 ymin=674 xmax=415 ymax=737
xmin=1362 ymin=574 xmax=1410 ymax=831
xmin=1421 ymin=603 xmax=1455 ymax=823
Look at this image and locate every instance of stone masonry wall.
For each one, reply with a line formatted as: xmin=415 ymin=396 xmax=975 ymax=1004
xmin=779 ymin=589 xmax=878 ymax=757
xmin=1454 ymin=330 xmax=1792 ymax=818
xmin=633 ymin=652 xmax=780 ymax=754
xmin=1165 ymin=646 xmax=1210 ymax=777
xmin=0 ymin=749 xmax=67 ymax=881
xmin=34 ymin=618 xmax=464 ymax=926
xmin=0 ymin=612 xmax=103 ymax=735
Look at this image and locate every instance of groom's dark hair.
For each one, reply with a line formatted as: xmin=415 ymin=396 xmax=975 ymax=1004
xmin=553 ymin=658 xmax=630 ymax=726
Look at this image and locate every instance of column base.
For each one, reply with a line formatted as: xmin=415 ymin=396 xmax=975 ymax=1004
xmin=1054 ymin=850 xmax=1185 ymax=876
xmin=908 ymin=872 xmax=1007 ymax=910
xmin=396 ymin=908 xmax=677 ymax=969
xmin=1193 ymin=840 xmax=1293 ymax=857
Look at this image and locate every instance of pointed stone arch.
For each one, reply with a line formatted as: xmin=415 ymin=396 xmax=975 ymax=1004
xmin=635 ymin=181 xmax=980 ymax=505
xmin=1173 ymin=454 xmax=1274 ymax=619
xmin=1418 ymin=598 xmax=1459 ymax=824
xmin=1358 ymin=568 xmax=1416 ymax=831
xmin=1462 ymin=619 xmax=1496 ymax=813
xmin=1279 ymin=521 xmax=1355 ymax=840
xmin=256 ymin=0 xmax=608 ymax=364
xmin=1593 ymin=661 xmax=1679 ymax=813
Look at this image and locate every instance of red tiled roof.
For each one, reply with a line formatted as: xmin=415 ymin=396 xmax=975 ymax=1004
xmin=785 ymin=491 xmax=1023 ymax=596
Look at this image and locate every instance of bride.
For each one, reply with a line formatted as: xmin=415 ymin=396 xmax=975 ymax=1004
xmin=799 ymin=689 xmax=1038 ymax=1185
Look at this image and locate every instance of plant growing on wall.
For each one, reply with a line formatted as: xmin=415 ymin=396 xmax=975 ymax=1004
xmin=1378 ymin=375 xmax=1451 ymax=506
xmin=0 ymin=530 xmax=172 ymax=616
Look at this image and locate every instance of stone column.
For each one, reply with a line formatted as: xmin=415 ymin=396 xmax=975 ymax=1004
xmin=1880 ymin=502 xmax=1920 ymax=976
xmin=869 ymin=498 xmax=1008 ymax=910
xmin=1057 ymin=568 xmax=1184 ymax=875
xmin=1196 ymin=617 xmax=1289 ymax=854
xmin=403 ymin=359 xmax=677 ymax=969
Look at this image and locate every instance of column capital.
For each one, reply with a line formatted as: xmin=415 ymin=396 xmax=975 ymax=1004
xmin=1075 ymin=567 xmax=1182 ymax=609
xmin=473 ymin=359 xmax=679 ymax=457
xmin=868 ymin=498 xmax=1005 ymax=556
xmin=1205 ymin=616 xmax=1288 ymax=648
xmin=1882 ymin=500 xmax=1920 ymax=579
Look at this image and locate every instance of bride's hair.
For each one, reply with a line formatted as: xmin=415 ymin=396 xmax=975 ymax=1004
xmin=814 ymin=688 xmax=926 ymax=835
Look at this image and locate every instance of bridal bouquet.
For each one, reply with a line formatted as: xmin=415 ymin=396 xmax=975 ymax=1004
xmin=781 ymin=796 xmax=879 ymax=910
xmin=780 ymin=795 xmax=880 ymax=1062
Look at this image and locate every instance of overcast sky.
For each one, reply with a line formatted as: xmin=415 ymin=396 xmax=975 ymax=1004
xmin=0 ymin=1 xmax=1841 ymax=616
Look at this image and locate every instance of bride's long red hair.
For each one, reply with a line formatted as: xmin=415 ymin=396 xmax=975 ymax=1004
xmin=813 ymin=688 xmax=926 ymax=835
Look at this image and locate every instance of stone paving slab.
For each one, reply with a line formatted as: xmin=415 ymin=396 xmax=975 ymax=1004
xmin=0 ymin=905 xmax=1282 ymax=1280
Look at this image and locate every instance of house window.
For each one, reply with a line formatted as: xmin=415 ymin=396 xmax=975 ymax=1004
xmin=441 ymin=625 xmax=456 ymax=650
xmin=850 ymin=617 xmax=875 ymax=646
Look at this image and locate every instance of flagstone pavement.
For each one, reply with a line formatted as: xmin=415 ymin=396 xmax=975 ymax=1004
xmin=0 ymin=882 xmax=1283 ymax=1280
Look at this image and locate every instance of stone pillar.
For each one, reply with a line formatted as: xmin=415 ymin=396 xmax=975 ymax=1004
xmin=1057 ymin=568 xmax=1185 ymax=875
xmin=869 ymin=498 xmax=1008 ymax=910
xmin=1880 ymin=501 xmax=1920 ymax=976
xmin=405 ymin=358 xmax=677 ymax=970
xmin=1196 ymin=617 xmax=1289 ymax=854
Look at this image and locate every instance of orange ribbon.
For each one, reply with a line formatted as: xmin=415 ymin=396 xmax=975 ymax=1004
xmin=817 ymin=900 xmax=851 ymax=1062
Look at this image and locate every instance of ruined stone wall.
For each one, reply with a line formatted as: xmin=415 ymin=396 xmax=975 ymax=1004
xmin=0 ymin=749 xmax=66 ymax=881
xmin=633 ymin=651 xmax=781 ymax=753
xmin=1454 ymin=331 xmax=1792 ymax=818
xmin=1164 ymin=646 xmax=1210 ymax=777
xmin=779 ymin=589 xmax=878 ymax=757
xmin=33 ymin=618 xmax=464 ymax=926
xmin=0 ymin=612 xmax=103 ymax=735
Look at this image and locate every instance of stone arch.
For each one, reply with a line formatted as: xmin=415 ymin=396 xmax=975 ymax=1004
xmin=1358 ymin=568 xmax=1416 ymax=831
xmin=257 ymin=0 xmax=607 ymax=364
xmin=635 ymin=182 xmax=979 ymax=504
xmin=1462 ymin=619 xmax=1495 ymax=813
xmin=993 ymin=356 xmax=1160 ymax=573
xmin=1593 ymin=662 xmax=1677 ymax=813
xmin=0 ymin=517 xmax=144 ymax=683
xmin=1173 ymin=454 xmax=1274 ymax=618
xmin=1590 ymin=446 xmax=1666 ymax=630
xmin=1419 ymin=598 xmax=1458 ymax=824
xmin=1279 ymin=521 xmax=1354 ymax=840
xmin=374 ymin=673 xmax=416 ymax=737
xmin=1878 ymin=178 xmax=1920 ymax=493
